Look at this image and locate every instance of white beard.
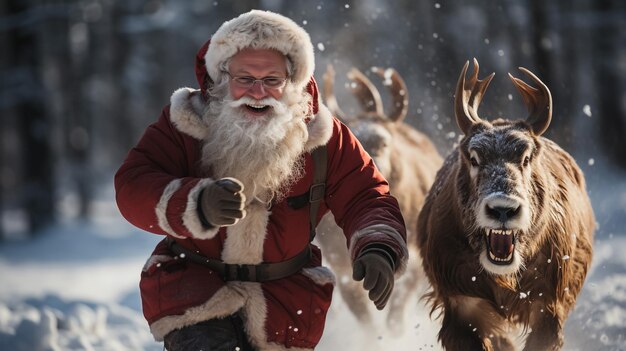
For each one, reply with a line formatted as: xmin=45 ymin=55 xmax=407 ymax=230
xmin=200 ymin=84 xmax=310 ymax=206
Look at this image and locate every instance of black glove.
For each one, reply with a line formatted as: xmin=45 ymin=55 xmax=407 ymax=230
xmin=352 ymin=249 xmax=395 ymax=310
xmin=199 ymin=177 xmax=246 ymax=227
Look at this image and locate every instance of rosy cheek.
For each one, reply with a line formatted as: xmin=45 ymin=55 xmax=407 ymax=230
xmin=268 ymin=89 xmax=283 ymax=100
xmin=228 ymin=82 xmax=244 ymax=100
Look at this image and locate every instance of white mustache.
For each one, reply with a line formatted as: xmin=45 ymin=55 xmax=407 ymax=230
xmin=228 ymin=96 xmax=289 ymax=116
xmin=228 ymin=97 xmax=286 ymax=114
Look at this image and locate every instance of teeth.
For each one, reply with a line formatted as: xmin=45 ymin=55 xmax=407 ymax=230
xmin=489 ymin=251 xmax=514 ymax=262
xmin=486 ymin=228 xmax=517 ymax=263
xmin=489 ymin=229 xmax=513 ymax=236
xmin=247 ymin=104 xmax=267 ymax=109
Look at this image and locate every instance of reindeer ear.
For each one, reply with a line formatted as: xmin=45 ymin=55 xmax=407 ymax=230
xmin=454 ymin=59 xmax=494 ymax=135
xmin=508 ymin=67 xmax=552 ymax=136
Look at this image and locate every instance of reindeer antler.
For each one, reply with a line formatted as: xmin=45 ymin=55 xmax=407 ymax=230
xmin=371 ymin=67 xmax=409 ymax=122
xmin=322 ymin=64 xmax=346 ymax=119
xmin=455 ymin=58 xmax=495 ymax=135
xmin=347 ymin=67 xmax=384 ymax=117
xmin=508 ymin=67 xmax=552 ymax=136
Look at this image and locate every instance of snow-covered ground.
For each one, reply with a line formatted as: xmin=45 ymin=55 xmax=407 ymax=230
xmin=0 ymin=170 xmax=625 ymax=350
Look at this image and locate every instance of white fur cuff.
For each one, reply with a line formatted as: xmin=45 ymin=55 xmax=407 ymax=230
xmin=155 ymin=179 xmax=185 ymax=239
xmin=182 ymin=178 xmax=220 ymax=240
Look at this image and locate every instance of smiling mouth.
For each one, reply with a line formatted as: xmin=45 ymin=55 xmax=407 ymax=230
xmin=485 ymin=229 xmax=517 ymax=265
xmin=245 ymin=104 xmax=271 ymax=113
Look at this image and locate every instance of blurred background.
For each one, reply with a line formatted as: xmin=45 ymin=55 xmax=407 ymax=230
xmin=1 ymin=0 xmax=625 ymax=240
xmin=1 ymin=1 xmax=625 ymax=350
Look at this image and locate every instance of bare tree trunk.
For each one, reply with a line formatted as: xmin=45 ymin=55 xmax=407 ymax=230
xmin=0 ymin=3 xmax=6 ymax=241
xmin=65 ymin=9 xmax=92 ymax=219
xmin=529 ymin=0 xmax=568 ymax=144
xmin=7 ymin=0 xmax=55 ymax=234
xmin=39 ymin=0 xmax=92 ymax=219
xmin=0 ymin=118 xmax=3 ymax=241
xmin=592 ymin=0 xmax=626 ymax=169
xmin=108 ymin=3 xmax=135 ymax=155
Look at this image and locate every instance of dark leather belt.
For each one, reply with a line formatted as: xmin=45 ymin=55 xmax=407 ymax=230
xmin=165 ymin=237 xmax=311 ymax=282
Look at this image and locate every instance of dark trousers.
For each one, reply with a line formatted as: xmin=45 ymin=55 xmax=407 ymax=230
xmin=164 ymin=314 xmax=255 ymax=351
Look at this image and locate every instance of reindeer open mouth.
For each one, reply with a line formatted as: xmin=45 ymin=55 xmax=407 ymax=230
xmin=485 ymin=229 xmax=517 ymax=265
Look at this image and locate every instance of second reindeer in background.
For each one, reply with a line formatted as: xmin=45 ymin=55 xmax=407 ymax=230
xmin=318 ymin=64 xmax=443 ymax=331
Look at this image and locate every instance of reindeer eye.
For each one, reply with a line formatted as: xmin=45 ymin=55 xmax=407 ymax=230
xmin=470 ymin=156 xmax=479 ymax=167
xmin=523 ymin=156 xmax=530 ymax=167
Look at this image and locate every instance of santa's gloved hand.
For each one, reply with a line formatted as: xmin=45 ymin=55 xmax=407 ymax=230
xmin=199 ymin=177 xmax=246 ymax=227
xmin=352 ymin=248 xmax=395 ymax=310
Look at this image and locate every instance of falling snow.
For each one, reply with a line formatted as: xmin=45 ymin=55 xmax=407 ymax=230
xmin=0 ymin=3 xmax=623 ymax=351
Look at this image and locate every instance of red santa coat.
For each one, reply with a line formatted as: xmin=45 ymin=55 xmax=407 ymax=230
xmin=115 ymin=76 xmax=407 ymax=350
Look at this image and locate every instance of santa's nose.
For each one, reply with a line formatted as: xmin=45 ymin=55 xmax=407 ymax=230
xmin=246 ymin=81 xmax=267 ymax=100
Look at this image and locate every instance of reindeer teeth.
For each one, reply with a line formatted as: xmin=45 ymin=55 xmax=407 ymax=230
xmin=489 ymin=228 xmax=514 ymax=236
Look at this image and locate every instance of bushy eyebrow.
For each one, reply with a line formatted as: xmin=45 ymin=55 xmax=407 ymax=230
xmin=504 ymin=130 xmax=534 ymax=153
xmin=467 ymin=130 xmax=534 ymax=158
xmin=468 ymin=133 xmax=494 ymax=151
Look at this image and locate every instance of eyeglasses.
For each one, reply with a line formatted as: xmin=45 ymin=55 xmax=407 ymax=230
xmin=226 ymin=73 xmax=289 ymax=90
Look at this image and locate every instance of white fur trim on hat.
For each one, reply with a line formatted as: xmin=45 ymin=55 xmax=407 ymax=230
xmin=205 ymin=10 xmax=315 ymax=90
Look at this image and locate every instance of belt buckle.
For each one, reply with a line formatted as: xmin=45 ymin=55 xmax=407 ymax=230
xmin=237 ymin=265 xmax=251 ymax=281
xmin=309 ymin=183 xmax=325 ymax=203
xmin=225 ymin=264 xmax=257 ymax=282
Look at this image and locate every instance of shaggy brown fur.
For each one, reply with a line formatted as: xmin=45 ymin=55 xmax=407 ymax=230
xmin=417 ymin=60 xmax=594 ymax=350
xmin=317 ymin=65 xmax=443 ymax=329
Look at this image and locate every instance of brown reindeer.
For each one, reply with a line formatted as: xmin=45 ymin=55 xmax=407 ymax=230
xmin=417 ymin=59 xmax=595 ymax=350
xmin=318 ymin=64 xmax=442 ymax=330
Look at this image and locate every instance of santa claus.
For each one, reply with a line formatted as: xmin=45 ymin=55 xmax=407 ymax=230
xmin=115 ymin=9 xmax=408 ymax=351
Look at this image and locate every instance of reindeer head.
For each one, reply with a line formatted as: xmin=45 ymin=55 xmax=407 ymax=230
xmin=454 ymin=59 xmax=552 ymax=276
xmin=323 ymin=64 xmax=408 ymax=177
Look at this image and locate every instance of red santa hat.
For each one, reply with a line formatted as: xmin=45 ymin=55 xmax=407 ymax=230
xmin=204 ymin=10 xmax=315 ymax=91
